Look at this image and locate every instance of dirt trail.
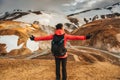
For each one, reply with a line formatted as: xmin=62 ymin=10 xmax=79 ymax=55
xmin=26 ymin=49 xmax=50 ymax=60
xmin=25 ymin=46 xmax=120 ymax=62
xmin=73 ymin=46 xmax=120 ymax=59
xmin=69 ymin=53 xmax=80 ymax=62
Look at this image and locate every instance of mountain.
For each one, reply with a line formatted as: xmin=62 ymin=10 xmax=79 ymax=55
xmin=0 ymin=2 xmax=120 ymax=80
xmin=67 ymin=2 xmax=120 ymax=26
xmin=0 ymin=21 xmax=50 ymax=55
xmin=0 ymin=2 xmax=120 ymax=55
xmin=0 ymin=2 xmax=120 ymax=28
xmin=0 ymin=11 xmax=69 ymax=26
xmin=71 ymin=18 xmax=120 ymax=53
xmin=0 ymin=11 xmax=78 ymax=33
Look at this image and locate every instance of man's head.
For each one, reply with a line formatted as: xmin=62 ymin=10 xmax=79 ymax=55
xmin=33 ymin=21 xmax=39 ymax=24
xmin=56 ymin=23 xmax=63 ymax=30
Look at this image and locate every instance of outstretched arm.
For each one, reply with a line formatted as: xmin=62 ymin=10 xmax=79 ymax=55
xmin=66 ymin=34 xmax=91 ymax=40
xmin=30 ymin=35 xmax=53 ymax=41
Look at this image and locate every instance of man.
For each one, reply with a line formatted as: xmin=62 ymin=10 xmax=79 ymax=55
xmin=30 ymin=23 xmax=92 ymax=80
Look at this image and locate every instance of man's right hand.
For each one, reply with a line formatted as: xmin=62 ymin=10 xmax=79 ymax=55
xmin=30 ymin=35 xmax=35 ymax=40
xmin=86 ymin=34 xmax=92 ymax=39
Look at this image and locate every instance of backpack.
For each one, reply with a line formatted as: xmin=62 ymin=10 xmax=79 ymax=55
xmin=51 ymin=34 xmax=67 ymax=57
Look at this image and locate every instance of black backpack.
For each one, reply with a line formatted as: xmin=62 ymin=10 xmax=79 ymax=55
xmin=51 ymin=34 xmax=67 ymax=56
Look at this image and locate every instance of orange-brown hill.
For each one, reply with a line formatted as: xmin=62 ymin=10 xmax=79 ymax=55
xmin=0 ymin=21 xmax=48 ymax=55
xmin=71 ymin=18 xmax=120 ymax=53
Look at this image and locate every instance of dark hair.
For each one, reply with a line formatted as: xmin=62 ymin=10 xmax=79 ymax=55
xmin=56 ymin=23 xmax=63 ymax=29
xmin=33 ymin=21 xmax=39 ymax=24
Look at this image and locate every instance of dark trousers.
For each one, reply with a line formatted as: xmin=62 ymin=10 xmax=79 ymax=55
xmin=55 ymin=57 xmax=67 ymax=80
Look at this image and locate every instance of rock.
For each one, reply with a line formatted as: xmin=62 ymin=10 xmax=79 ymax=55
xmin=0 ymin=43 xmax=7 ymax=56
xmin=8 ymin=48 xmax=32 ymax=56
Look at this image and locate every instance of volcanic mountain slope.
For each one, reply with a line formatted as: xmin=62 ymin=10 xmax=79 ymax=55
xmin=71 ymin=18 xmax=120 ymax=53
xmin=0 ymin=21 xmax=49 ymax=55
xmin=67 ymin=2 xmax=120 ymax=25
xmin=0 ymin=11 xmax=80 ymax=32
xmin=0 ymin=11 xmax=42 ymax=21
xmin=0 ymin=20 xmax=73 ymax=56
xmin=0 ymin=11 xmax=72 ymax=27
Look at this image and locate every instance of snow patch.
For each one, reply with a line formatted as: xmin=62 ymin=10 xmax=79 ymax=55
xmin=116 ymin=34 xmax=120 ymax=42
xmin=20 ymin=23 xmax=31 ymax=27
xmin=0 ymin=13 xmax=4 ymax=17
xmin=0 ymin=35 xmax=23 ymax=52
xmin=112 ymin=5 xmax=120 ymax=13
xmin=70 ymin=9 xmax=111 ymax=25
xmin=107 ymin=44 xmax=120 ymax=53
xmin=68 ymin=4 xmax=120 ymax=25
xmin=14 ymin=12 xmax=70 ymax=27
xmin=26 ymin=39 xmax=39 ymax=52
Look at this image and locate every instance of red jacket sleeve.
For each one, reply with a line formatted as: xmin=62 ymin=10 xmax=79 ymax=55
xmin=34 ymin=34 xmax=53 ymax=41
xmin=66 ymin=34 xmax=86 ymax=40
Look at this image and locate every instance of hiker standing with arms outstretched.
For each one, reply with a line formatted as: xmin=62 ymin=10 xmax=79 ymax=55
xmin=30 ymin=23 xmax=92 ymax=80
